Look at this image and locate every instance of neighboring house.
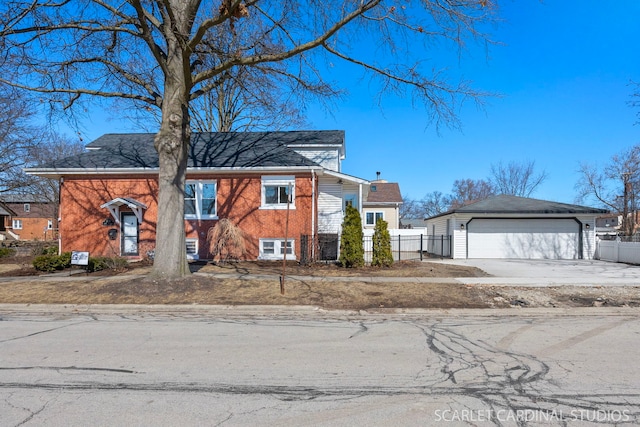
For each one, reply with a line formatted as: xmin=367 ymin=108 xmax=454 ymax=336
xmin=596 ymin=213 xmax=622 ymax=237
xmin=399 ymin=218 xmax=427 ymax=230
xmin=0 ymin=201 xmax=17 ymax=241
xmin=0 ymin=195 xmax=57 ymax=241
xmin=362 ymin=180 xmax=403 ymax=229
xmin=26 ymin=131 xmax=371 ymax=261
xmin=595 ymin=212 xmax=640 ymax=237
xmin=424 ymin=195 xmax=608 ymax=260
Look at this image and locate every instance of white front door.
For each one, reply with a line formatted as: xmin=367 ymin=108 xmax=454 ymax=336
xmin=121 ymin=212 xmax=139 ymax=256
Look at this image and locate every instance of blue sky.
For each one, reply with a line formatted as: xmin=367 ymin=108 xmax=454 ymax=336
xmin=308 ymin=0 xmax=640 ymax=205
xmin=73 ymin=0 xmax=640 ymax=206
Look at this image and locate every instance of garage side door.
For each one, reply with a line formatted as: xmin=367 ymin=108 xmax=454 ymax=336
xmin=467 ymin=219 xmax=579 ymax=259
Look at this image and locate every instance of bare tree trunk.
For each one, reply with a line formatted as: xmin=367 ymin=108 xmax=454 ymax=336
xmin=151 ymin=6 xmax=192 ymax=278
xmin=153 ymin=113 xmax=190 ymax=278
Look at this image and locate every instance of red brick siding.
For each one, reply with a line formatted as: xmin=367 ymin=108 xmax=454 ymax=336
xmin=4 ymin=202 xmax=57 ymax=241
xmin=59 ymin=176 xmax=159 ymax=258
xmin=60 ymin=173 xmax=316 ymax=260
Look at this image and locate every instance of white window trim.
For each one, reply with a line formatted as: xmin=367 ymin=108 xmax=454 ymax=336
xmin=12 ymin=219 xmax=22 ymax=229
xmin=47 ymin=220 xmax=53 ymax=230
xmin=186 ymin=238 xmax=199 ymax=261
xmin=365 ymin=211 xmax=384 ymax=226
xmin=260 ymin=176 xmax=296 ymax=210
xmin=185 ymin=180 xmax=218 ymax=220
xmin=258 ymin=239 xmax=295 ymax=260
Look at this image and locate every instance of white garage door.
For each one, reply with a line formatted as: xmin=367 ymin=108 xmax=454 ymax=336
xmin=467 ymin=219 xmax=579 ymax=259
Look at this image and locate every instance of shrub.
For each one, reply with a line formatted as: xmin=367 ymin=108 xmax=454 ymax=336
xmin=206 ymin=219 xmax=247 ymax=263
xmin=0 ymin=247 xmax=15 ymax=258
xmin=42 ymin=246 xmax=59 ymax=256
xmin=30 ymin=243 xmax=57 ymax=257
xmin=339 ymin=204 xmax=364 ymax=268
xmin=88 ymin=256 xmax=128 ymax=272
xmin=33 ymin=252 xmax=71 ymax=272
xmin=371 ymin=218 xmax=393 ymax=267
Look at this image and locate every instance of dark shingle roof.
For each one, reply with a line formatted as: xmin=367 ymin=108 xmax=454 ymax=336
xmin=0 ymin=202 xmax=16 ymax=216
xmin=365 ymin=182 xmax=403 ymax=204
xmin=1 ymin=194 xmax=50 ymax=203
xmin=38 ymin=131 xmax=344 ymax=171
xmin=427 ymin=195 xmax=608 ymax=219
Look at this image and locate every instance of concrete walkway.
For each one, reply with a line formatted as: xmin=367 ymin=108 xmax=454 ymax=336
xmin=1 ymin=259 xmax=640 ymax=287
xmin=430 ymin=258 xmax=640 ymax=287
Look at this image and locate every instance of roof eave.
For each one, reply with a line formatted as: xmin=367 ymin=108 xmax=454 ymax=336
xmin=25 ymin=165 xmax=325 ymax=178
xmin=426 ymin=210 xmax=608 ymax=220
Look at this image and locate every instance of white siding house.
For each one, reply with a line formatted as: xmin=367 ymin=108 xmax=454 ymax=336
xmin=317 ymin=179 xmax=343 ymax=234
xmin=425 ymin=195 xmax=608 ymax=260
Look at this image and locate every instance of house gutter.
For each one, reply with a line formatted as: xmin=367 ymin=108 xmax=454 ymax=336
xmin=24 ymin=166 xmax=325 ymax=178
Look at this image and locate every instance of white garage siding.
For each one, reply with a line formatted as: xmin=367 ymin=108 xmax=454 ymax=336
xmin=467 ymin=218 xmax=580 ymax=259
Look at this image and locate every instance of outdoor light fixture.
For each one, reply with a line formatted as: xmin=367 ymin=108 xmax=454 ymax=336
xmin=585 ymin=223 xmax=591 ymax=229
xmin=460 ymin=223 xmax=465 ymax=230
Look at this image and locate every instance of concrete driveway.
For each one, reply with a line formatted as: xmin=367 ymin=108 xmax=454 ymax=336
xmin=431 ymin=258 xmax=640 ymax=287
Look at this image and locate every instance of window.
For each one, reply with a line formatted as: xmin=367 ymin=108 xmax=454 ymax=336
xmin=12 ymin=219 xmax=22 ymax=229
xmin=259 ymin=239 xmax=295 ymax=260
xmin=47 ymin=220 xmax=53 ymax=230
xmin=344 ymin=194 xmax=358 ymax=210
xmin=185 ymin=181 xmax=217 ymax=219
xmin=186 ymin=238 xmax=199 ymax=260
xmin=261 ymin=176 xmax=295 ymax=209
xmin=23 ymin=204 xmax=30 ymax=213
xmin=365 ymin=211 xmax=384 ymax=226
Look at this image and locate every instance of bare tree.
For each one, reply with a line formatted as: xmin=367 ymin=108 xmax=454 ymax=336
xmin=490 ymin=160 xmax=547 ymax=197
xmin=0 ymin=87 xmax=46 ymax=194
xmin=23 ymin=134 xmax=86 ymax=202
xmin=576 ymin=144 xmax=640 ymax=236
xmin=399 ymin=195 xmax=420 ymax=220
xmin=190 ymin=62 xmax=312 ymax=132
xmin=0 ymin=0 xmax=497 ymax=278
xmin=419 ymin=191 xmax=451 ymax=218
xmin=448 ymin=178 xmax=494 ymax=209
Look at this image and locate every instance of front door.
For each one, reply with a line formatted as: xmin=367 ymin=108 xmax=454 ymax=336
xmin=121 ymin=212 xmax=139 ymax=256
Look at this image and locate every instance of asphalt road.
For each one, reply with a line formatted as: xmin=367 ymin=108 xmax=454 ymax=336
xmin=1 ymin=305 xmax=639 ymax=426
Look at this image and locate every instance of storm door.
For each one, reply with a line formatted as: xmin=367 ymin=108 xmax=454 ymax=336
xmin=121 ymin=212 xmax=139 ymax=256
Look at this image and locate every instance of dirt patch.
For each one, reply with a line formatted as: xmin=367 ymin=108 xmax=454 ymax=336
xmin=1 ymin=258 xmax=639 ymax=309
xmin=485 ymin=285 xmax=640 ymax=309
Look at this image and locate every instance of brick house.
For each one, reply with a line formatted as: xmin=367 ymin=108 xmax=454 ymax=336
xmin=0 ymin=195 xmax=57 ymax=241
xmin=26 ymin=131 xmax=371 ymax=261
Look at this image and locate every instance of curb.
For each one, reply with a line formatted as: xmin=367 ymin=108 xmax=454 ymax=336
xmin=0 ymin=303 xmax=638 ymax=319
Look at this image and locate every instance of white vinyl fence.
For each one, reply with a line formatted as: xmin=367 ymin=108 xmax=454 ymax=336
xmin=597 ymin=239 xmax=640 ymax=264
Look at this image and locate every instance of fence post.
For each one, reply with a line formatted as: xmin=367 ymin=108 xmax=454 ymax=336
xmin=440 ymin=235 xmax=444 ymax=259
xmin=420 ymin=234 xmax=423 ymax=261
xmin=397 ymin=235 xmax=401 ymax=261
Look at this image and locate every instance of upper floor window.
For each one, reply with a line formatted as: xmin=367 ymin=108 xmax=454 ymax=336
xmin=365 ymin=211 xmax=384 ymax=226
xmin=24 ymin=203 xmax=30 ymax=213
xmin=12 ymin=219 xmax=22 ymax=229
xmin=261 ymin=176 xmax=295 ymax=209
xmin=185 ymin=181 xmax=217 ymax=219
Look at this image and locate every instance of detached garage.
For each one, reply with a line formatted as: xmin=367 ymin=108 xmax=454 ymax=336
xmin=425 ymin=195 xmax=608 ymax=260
